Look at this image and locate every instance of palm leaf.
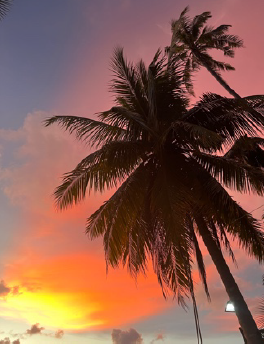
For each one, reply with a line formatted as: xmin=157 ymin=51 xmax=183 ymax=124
xmin=225 ymin=136 xmax=264 ymax=167
xmin=44 ymin=115 xmax=127 ymax=147
xmin=193 ymin=151 xmax=264 ymax=195
xmin=0 ymin=0 xmax=12 ymax=20
xmin=110 ymin=47 xmax=148 ymax=117
xmin=184 ymin=93 xmax=264 ymax=144
xmin=192 ymin=11 xmax=212 ymax=40
xmin=193 ymin=161 xmax=264 ymax=262
xmin=170 ymin=120 xmax=224 ymax=151
xmin=54 ymin=140 xmax=147 ymax=209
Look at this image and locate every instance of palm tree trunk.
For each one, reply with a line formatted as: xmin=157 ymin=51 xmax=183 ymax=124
xmin=192 ymin=50 xmax=241 ymax=99
xmin=200 ymin=60 xmax=241 ymax=99
xmin=203 ymin=63 xmax=241 ymax=99
xmin=195 ymin=216 xmax=262 ymax=344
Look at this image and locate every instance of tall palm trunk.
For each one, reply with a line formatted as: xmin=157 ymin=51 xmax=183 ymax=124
xmin=193 ymin=50 xmax=241 ymax=99
xmin=201 ymin=62 xmax=241 ymax=99
xmin=195 ymin=216 xmax=262 ymax=344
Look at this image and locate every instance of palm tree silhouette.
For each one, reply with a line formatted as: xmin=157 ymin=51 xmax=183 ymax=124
xmin=167 ymin=7 xmax=243 ymax=98
xmin=46 ymin=49 xmax=264 ymax=343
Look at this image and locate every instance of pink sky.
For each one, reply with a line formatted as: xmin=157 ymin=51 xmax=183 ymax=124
xmin=0 ymin=1 xmax=264 ymax=343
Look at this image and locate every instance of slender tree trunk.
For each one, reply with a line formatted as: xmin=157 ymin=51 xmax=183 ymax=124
xmin=195 ymin=216 xmax=262 ymax=344
xmin=201 ymin=62 xmax=241 ymax=99
xmin=194 ymin=52 xmax=241 ymax=99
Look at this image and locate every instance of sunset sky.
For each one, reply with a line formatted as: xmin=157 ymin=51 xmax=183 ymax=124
xmin=0 ymin=0 xmax=264 ymax=343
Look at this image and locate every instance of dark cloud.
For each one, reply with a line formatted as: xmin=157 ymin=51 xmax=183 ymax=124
xmin=0 ymin=280 xmax=22 ymax=297
xmin=0 ymin=281 xmax=11 ymax=296
xmin=0 ymin=338 xmax=10 ymax=344
xmin=0 ymin=338 xmax=20 ymax=344
xmin=26 ymin=323 xmax=44 ymax=335
xmin=150 ymin=333 xmax=165 ymax=343
xmin=112 ymin=328 xmax=143 ymax=344
xmin=54 ymin=329 xmax=64 ymax=339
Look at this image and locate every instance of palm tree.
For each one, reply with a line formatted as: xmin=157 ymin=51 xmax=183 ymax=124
xmin=167 ymin=7 xmax=243 ymax=98
xmin=0 ymin=0 xmax=12 ymax=21
xmin=46 ymin=49 xmax=264 ymax=343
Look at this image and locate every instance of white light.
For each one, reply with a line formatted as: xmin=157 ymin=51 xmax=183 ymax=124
xmin=225 ymin=301 xmax=235 ymax=312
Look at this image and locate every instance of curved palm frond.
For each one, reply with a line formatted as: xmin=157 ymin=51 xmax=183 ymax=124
xmin=110 ymin=47 xmax=148 ymax=117
xmin=192 ymin=161 xmax=264 ymax=262
xmin=193 ymin=151 xmax=264 ymax=195
xmin=184 ymin=93 xmax=264 ymax=144
xmin=54 ymin=140 xmax=148 ymax=209
xmin=99 ymin=107 xmax=156 ymax=140
xmin=0 ymin=0 xmax=12 ymax=20
xmin=188 ymin=218 xmax=210 ymax=300
xmin=44 ymin=115 xmax=127 ymax=147
xmin=169 ymin=120 xmax=224 ymax=151
xmin=225 ymin=135 xmax=264 ymax=167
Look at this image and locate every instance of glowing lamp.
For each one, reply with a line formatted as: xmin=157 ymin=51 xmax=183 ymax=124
xmin=225 ymin=300 xmax=235 ymax=312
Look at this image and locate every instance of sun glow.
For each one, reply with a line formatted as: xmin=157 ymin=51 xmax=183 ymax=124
xmin=2 ymin=253 xmax=167 ymax=331
xmin=0 ymin=289 xmax=103 ymax=330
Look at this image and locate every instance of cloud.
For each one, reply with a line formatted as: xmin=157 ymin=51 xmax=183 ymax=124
xmin=0 ymin=281 xmax=11 ymax=296
xmin=0 ymin=339 xmax=20 ymax=344
xmin=54 ymin=329 xmax=64 ymax=339
xmin=0 ymin=281 xmax=21 ymax=298
xmin=150 ymin=333 xmax=165 ymax=343
xmin=111 ymin=328 xmax=143 ymax=344
xmin=26 ymin=323 xmax=44 ymax=335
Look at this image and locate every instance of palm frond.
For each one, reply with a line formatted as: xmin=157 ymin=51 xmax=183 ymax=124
xmin=188 ymin=219 xmax=210 ymax=300
xmin=192 ymin=11 xmax=212 ymax=40
xmin=99 ymin=107 xmax=156 ymax=141
xmin=184 ymin=93 xmax=264 ymax=144
xmin=54 ymin=140 xmax=147 ymax=209
xmin=210 ymin=24 xmax=232 ymax=36
xmin=0 ymin=0 xmax=12 ymax=20
xmin=225 ymin=135 xmax=264 ymax=167
xmin=193 ymin=162 xmax=264 ymax=262
xmin=110 ymin=47 xmax=148 ymax=117
xmin=86 ymin=162 xmax=151 ymax=269
xmin=193 ymin=151 xmax=264 ymax=195
xmin=216 ymin=222 xmax=237 ymax=266
xmin=44 ymin=115 xmax=127 ymax=147
xmin=170 ymin=120 xmax=224 ymax=151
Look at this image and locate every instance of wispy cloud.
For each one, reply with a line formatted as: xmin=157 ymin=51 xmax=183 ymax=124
xmin=150 ymin=333 xmax=165 ymax=343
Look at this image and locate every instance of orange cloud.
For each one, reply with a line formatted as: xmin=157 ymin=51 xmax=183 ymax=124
xmin=2 ymin=253 xmax=168 ymax=331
